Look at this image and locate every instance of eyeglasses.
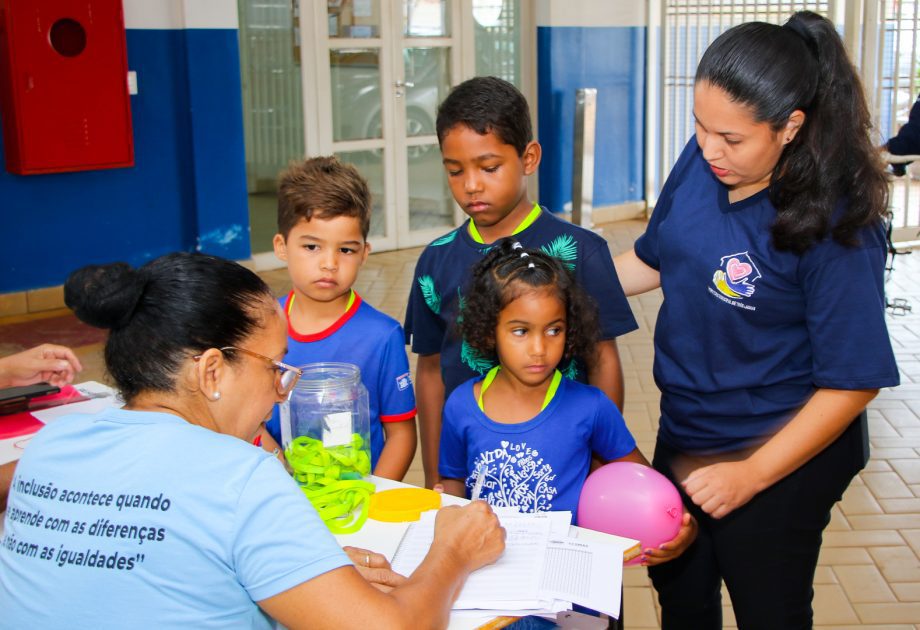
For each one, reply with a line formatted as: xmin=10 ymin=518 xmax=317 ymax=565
xmin=195 ymin=346 xmax=302 ymax=396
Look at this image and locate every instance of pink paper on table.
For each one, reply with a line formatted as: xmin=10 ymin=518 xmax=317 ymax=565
xmin=0 ymin=386 xmax=82 ymax=439
xmin=0 ymin=412 xmax=43 ymax=439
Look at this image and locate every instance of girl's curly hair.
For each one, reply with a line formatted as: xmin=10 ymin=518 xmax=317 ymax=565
xmin=457 ymin=238 xmax=601 ymax=369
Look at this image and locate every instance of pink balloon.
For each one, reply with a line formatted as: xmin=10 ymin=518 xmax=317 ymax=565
xmin=577 ymin=462 xmax=683 ymax=565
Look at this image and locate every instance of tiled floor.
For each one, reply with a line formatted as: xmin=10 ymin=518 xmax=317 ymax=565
xmin=3 ymin=218 xmax=918 ymax=628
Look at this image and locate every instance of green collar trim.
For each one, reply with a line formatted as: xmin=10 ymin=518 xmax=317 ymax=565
xmin=476 ymin=365 xmax=562 ymax=414
xmin=468 ymin=202 xmax=542 ymax=244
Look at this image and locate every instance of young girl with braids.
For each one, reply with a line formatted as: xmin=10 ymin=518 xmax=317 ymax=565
xmin=439 ymin=239 xmax=695 ymax=566
xmin=614 ymin=11 xmax=899 ymax=629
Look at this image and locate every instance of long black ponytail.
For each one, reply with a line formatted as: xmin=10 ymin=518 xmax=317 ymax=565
xmin=696 ymin=11 xmax=888 ymax=254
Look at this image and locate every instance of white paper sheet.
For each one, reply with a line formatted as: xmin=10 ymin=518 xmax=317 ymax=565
xmin=540 ymin=537 xmax=626 ymax=618
xmin=392 ymin=510 xmax=553 ymax=608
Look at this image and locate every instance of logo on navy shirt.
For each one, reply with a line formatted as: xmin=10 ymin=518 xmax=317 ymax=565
xmin=396 ymin=372 xmax=412 ymax=391
xmin=709 ymin=251 xmax=760 ymax=310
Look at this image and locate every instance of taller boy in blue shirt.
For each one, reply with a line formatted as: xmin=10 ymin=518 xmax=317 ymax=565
xmin=404 ymin=77 xmax=638 ymax=487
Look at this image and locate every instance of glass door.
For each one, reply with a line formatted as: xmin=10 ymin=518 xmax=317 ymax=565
xmin=304 ymin=0 xmax=461 ymax=251
xmin=393 ymin=1 xmax=460 ymax=247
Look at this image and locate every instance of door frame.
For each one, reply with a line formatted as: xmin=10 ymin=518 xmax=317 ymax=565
xmin=300 ymin=0 xmax=465 ymax=253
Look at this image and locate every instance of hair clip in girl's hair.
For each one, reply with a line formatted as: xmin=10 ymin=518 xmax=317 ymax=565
xmin=527 ymin=261 xmax=535 ymax=268
xmin=511 ymin=242 xmax=523 ymax=250
xmin=520 ymin=252 xmax=529 ymax=258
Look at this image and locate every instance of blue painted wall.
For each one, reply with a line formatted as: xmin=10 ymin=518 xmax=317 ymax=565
xmin=0 ymin=29 xmax=249 ymax=293
xmin=537 ymin=26 xmax=645 ymax=213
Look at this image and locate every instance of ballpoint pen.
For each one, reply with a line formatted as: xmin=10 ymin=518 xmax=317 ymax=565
xmin=470 ymin=461 xmax=486 ymax=501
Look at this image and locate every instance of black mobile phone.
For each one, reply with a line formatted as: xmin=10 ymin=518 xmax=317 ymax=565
xmin=0 ymin=383 xmax=60 ymax=404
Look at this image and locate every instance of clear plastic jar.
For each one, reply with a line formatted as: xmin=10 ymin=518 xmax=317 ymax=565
xmin=280 ymin=362 xmax=371 ymax=476
xmin=280 ymin=363 xmax=374 ymax=533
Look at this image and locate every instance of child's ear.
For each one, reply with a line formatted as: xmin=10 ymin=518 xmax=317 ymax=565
xmin=360 ymin=241 xmax=372 ymax=265
xmin=522 ymin=141 xmax=541 ymax=176
xmin=273 ymin=234 xmax=288 ymax=262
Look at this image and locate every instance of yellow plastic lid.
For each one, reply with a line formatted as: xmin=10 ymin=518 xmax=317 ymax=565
xmin=368 ymin=487 xmax=442 ymax=522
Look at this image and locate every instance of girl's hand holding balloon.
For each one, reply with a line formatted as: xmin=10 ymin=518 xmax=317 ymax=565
xmin=578 ymin=462 xmax=693 ymax=565
xmin=682 ymin=459 xmax=766 ymax=519
xmin=641 ymin=509 xmax=697 ymax=566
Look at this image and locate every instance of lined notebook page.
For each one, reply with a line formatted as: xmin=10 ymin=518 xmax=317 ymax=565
xmin=391 ymin=511 xmax=559 ymax=607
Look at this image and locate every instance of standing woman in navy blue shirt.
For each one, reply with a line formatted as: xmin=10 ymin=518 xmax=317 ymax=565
xmin=615 ymin=11 xmax=899 ymax=630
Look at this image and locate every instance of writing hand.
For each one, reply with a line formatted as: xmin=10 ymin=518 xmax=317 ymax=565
xmin=641 ymin=509 xmax=697 ymax=566
xmin=433 ymin=501 xmax=505 ymax=572
xmin=682 ymin=460 xmax=763 ymax=519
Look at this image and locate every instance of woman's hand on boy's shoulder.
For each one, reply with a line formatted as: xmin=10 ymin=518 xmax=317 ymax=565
xmin=640 ymin=510 xmax=697 ymax=567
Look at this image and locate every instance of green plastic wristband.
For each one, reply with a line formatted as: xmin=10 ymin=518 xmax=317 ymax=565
xmin=285 ymin=434 xmax=374 ymax=534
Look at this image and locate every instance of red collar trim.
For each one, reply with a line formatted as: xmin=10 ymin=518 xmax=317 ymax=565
xmin=285 ymin=290 xmax=363 ymax=342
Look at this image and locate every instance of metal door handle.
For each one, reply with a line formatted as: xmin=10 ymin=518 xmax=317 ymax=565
xmin=394 ymin=80 xmax=415 ymax=88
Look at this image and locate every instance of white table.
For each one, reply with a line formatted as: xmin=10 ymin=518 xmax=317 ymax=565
xmin=336 ymin=475 xmax=637 ymax=558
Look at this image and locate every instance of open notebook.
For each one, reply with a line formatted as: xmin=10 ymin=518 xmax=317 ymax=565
xmin=390 ymin=509 xmax=638 ymax=619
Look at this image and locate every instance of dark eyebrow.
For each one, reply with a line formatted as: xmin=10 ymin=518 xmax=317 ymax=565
xmin=296 ymin=235 xmax=361 ymax=247
xmin=693 ymin=113 xmax=742 ymax=137
xmin=442 ymin=153 xmax=503 ymax=165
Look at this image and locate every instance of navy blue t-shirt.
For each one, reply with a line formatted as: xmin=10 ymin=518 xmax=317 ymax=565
xmin=635 ymin=138 xmax=899 ymax=453
xmin=404 ymin=209 xmax=638 ymax=396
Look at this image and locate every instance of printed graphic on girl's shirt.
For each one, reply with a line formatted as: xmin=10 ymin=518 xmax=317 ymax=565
xmin=467 ymin=441 xmax=558 ymax=512
xmin=711 ymin=251 xmax=761 ymax=308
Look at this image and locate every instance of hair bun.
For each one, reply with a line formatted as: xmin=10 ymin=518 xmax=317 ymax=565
xmin=64 ymin=262 xmax=147 ymax=330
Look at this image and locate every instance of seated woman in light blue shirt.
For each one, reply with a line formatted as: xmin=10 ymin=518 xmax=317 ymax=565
xmin=0 ymin=252 xmax=504 ymax=630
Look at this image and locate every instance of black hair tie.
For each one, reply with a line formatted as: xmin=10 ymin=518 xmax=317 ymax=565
xmin=783 ymin=20 xmax=818 ymax=58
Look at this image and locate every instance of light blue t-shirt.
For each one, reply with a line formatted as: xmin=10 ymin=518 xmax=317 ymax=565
xmin=0 ymin=408 xmax=350 ymax=628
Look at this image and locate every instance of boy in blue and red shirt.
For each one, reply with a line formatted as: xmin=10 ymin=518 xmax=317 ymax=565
xmin=264 ymin=157 xmax=417 ymax=480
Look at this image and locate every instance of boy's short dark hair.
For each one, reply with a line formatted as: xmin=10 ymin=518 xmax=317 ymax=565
xmin=435 ymin=76 xmax=532 ymax=155
xmin=277 ymin=156 xmax=371 ymax=239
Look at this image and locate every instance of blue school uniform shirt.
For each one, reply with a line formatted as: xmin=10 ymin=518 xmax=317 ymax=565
xmin=0 ymin=408 xmax=350 ymax=629
xmin=634 ymin=138 xmax=900 ymax=453
xmin=438 ymin=377 xmax=637 ymax=516
xmin=266 ymin=292 xmax=417 ymax=467
xmin=404 ymin=209 xmax=639 ymax=396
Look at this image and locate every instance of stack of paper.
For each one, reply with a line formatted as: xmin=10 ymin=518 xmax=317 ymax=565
xmin=390 ymin=509 xmax=631 ymax=619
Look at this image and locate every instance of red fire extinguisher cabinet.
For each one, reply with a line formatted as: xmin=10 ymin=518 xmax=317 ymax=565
xmin=0 ymin=0 xmax=134 ymax=175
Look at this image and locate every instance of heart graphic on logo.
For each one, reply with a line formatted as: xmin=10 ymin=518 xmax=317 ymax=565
xmin=726 ymin=257 xmax=753 ymax=283
xmin=500 ymin=440 xmax=509 ymax=449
